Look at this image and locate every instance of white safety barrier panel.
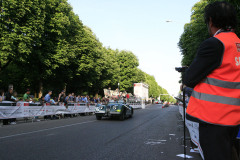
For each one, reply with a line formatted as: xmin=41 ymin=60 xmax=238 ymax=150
xmin=127 ymin=102 xmax=142 ymax=109
xmin=0 ymin=101 xmax=96 ymax=119
xmin=178 ymin=104 xmax=204 ymax=159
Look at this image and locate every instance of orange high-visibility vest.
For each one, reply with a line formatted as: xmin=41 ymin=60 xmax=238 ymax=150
xmin=187 ymin=32 xmax=240 ymax=126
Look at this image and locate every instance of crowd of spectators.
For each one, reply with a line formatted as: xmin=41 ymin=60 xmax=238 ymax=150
xmin=57 ymin=91 xmax=101 ymax=104
xmin=0 ymin=87 xmax=136 ymax=125
xmin=0 ymin=88 xmax=101 ymax=104
xmin=0 ymin=88 xmax=102 ymax=125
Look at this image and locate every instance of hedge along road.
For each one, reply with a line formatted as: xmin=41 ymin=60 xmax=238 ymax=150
xmin=0 ymin=105 xmax=201 ymax=160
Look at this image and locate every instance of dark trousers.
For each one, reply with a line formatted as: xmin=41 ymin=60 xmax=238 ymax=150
xmin=199 ymin=123 xmax=239 ymax=160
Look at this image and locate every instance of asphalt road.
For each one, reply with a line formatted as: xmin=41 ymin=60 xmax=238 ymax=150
xmin=0 ymin=105 xmax=202 ymax=160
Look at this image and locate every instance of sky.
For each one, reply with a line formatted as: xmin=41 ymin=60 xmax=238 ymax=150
xmin=68 ymin=0 xmax=200 ymax=96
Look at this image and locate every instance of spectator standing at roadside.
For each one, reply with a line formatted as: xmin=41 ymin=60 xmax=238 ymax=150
xmin=64 ymin=93 xmax=72 ymax=118
xmin=11 ymin=91 xmax=18 ymax=101
xmin=39 ymin=96 xmax=48 ymax=120
xmin=58 ymin=90 xmax=65 ymax=102
xmin=23 ymin=89 xmax=31 ymax=101
xmin=69 ymin=93 xmax=75 ymax=102
xmin=80 ymin=96 xmax=84 ymax=102
xmin=76 ymin=95 xmax=81 ymax=103
xmin=44 ymin=91 xmax=57 ymax=120
xmin=183 ymin=2 xmax=240 ymax=160
xmin=44 ymin=91 xmax=52 ymax=103
xmin=87 ymin=95 xmax=90 ymax=103
xmin=39 ymin=96 xmax=45 ymax=106
xmin=65 ymin=93 xmax=72 ymax=103
xmin=0 ymin=89 xmax=5 ymax=102
xmin=5 ymin=88 xmax=15 ymax=101
xmin=2 ymin=88 xmax=16 ymax=125
xmin=94 ymin=97 xmax=99 ymax=103
xmin=44 ymin=91 xmax=57 ymax=105
xmin=82 ymin=95 xmax=88 ymax=103
xmin=126 ymin=93 xmax=130 ymax=102
xmin=90 ymin=97 xmax=94 ymax=104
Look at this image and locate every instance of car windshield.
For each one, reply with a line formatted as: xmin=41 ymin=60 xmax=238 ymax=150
xmin=108 ymin=101 xmax=124 ymax=104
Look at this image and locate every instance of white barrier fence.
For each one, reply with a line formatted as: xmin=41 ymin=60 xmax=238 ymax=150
xmin=0 ymin=101 xmax=96 ymax=119
xmin=178 ymin=104 xmax=204 ymax=158
xmin=128 ymin=102 xmax=144 ymax=109
xmin=0 ymin=101 xmax=145 ymax=119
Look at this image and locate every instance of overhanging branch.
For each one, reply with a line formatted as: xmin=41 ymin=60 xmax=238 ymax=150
xmin=0 ymin=59 xmax=12 ymax=72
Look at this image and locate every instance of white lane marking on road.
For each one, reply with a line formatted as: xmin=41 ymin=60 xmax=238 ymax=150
xmin=144 ymin=139 xmax=167 ymax=145
xmin=169 ymin=134 xmax=176 ymax=136
xmin=176 ymin=154 xmax=193 ymax=158
xmin=0 ymin=120 xmax=96 ymax=140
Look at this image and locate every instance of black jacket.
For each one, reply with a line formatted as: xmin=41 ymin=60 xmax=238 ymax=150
xmin=5 ymin=92 xmax=14 ymax=101
xmin=183 ymin=35 xmax=224 ymax=88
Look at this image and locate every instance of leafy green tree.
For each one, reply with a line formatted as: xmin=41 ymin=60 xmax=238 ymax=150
xmin=179 ymin=0 xmax=240 ymax=66
xmin=178 ymin=0 xmax=209 ymax=66
xmin=0 ymin=0 xmax=174 ymax=100
xmin=96 ymin=48 xmax=120 ymax=91
xmin=0 ymin=0 xmax=45 ymax=71
xmin=135 ymin=68 xmax=146 ymax=83
xmin=144 ymin=74 xmax=159 ymax=98
xmin=66 ymin=25 xmax=104 ymax=95
xmin=0 ymin=0 xmax=46 ymax=93
xmin=116 ymin=50 xmax=139 ymax=93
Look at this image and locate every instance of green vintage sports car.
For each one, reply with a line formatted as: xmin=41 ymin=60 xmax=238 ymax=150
xmin=95 ymin=101 xmax=133 ymax=120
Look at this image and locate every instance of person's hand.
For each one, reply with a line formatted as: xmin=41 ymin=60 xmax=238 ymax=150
xmin=180 ymin=84 xmax=186 ymax=91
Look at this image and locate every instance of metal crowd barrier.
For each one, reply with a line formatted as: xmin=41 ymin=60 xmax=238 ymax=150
xmin=127 ymin=102 xmax=144 ymax=109
xmin=0 ymin=101 xmax=96 ymax=119
xmin=0 ymin=101 xmax=147 ymax=120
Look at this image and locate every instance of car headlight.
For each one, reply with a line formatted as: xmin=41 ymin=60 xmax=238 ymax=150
xmin=113 ymin=105 xmax=117 ymax=110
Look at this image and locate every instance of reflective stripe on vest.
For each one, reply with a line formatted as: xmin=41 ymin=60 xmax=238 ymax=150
xmin=192 ymin=90 xmax=240 ymax=106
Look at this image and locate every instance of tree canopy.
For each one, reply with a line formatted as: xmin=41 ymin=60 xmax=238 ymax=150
xmin=0 ymin=0 xmax=175 ymax=102
xmin=179 ymin=0 xmax=240 ymax=67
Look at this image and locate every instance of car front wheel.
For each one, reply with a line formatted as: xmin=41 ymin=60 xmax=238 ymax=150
xmin=96 ymin=115 xmax=102 ymax=120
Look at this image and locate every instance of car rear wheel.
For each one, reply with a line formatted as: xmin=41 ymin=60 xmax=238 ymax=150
xmin=96 ymin=115 xmax=102 ymax=120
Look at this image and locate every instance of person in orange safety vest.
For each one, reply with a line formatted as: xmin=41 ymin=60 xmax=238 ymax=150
xmin=183 ymin=1 xmax=240 ymax=160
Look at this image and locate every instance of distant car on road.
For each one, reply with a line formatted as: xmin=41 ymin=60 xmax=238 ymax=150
xmin=155 ymin=100 xmax=162 ymax=104
xmin=95 ymin=100 xmax=133 ymax=120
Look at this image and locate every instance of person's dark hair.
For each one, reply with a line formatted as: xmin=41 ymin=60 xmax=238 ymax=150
xmin=204 ymin=1 xmax=237 ymax=30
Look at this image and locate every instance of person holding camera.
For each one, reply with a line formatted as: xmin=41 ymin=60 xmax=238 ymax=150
xmin=183 ymin=1 xmax=240 ymax=160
